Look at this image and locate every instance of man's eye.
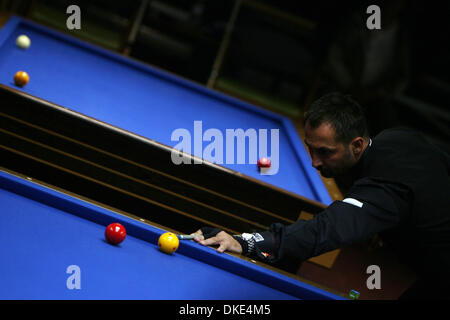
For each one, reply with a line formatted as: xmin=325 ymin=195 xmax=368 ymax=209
xmin=318 ymin=149 xmax=331 ymax=156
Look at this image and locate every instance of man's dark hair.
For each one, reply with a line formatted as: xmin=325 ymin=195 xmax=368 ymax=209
xmin=304 ymin=92 xmax=369 ymax=144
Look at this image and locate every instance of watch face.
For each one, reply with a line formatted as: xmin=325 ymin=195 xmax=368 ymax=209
xmin=241 ymin=233 xmax=253 ymax=241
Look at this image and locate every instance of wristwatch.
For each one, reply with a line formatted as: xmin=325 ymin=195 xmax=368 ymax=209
xmin=234 ymin=233 xmax=256 ymax=255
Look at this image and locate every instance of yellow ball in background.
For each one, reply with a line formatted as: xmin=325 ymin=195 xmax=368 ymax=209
xmin=158 ymin=232 xmax=179 ymax=254
xmin=14 ymin=71 xmax=29 ymax=87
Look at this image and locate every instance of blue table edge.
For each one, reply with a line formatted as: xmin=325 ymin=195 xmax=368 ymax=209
xmin=0 ymin=15 xmax=332 ymax=206
xmin=0 ymin=169 xmax=346 ymax=300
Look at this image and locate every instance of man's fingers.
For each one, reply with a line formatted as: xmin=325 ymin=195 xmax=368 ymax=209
xmin=191 ymin=229 xmax=203 ymax=236
xmin=217 ymin=242 xmax=228 ymax=253
xmin=199 ymin=236 xmax=219 ymax=246
xmin=192 ymin=230 xmax=242 ymax=254
xmin=191 ymin=230 xmax=204 ymax=242
xmin=201 ymin=237 xmax=229 ymax=253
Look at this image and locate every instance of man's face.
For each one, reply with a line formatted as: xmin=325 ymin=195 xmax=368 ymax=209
xmin=304 ymin=121 xmax=357 ymax=178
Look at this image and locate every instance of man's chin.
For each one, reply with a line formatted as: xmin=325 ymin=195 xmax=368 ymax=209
xmin=319 ymin=170 xmax=335 ymax=178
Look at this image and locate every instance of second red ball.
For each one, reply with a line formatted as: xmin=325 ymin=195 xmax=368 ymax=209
xmin=257 ymin=157 xmax=271 ymax=168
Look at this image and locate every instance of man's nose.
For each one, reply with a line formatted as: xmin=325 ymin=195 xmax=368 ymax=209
xmin=311 ymin=154 xmax=322 ymax=169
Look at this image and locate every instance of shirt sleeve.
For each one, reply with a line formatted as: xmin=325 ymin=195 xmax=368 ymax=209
xmin=248 ymin=177 xmax=413 ymax=265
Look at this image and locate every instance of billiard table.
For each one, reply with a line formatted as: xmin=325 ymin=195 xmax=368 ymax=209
xmin=0 ymin=16 xmax=332 ymax=205
xmin=0 ymin=169 xmax=344 ymax=300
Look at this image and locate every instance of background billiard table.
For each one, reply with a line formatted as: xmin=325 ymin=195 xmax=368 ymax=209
xmin=0 ymin=16 xmax=332 ymax=205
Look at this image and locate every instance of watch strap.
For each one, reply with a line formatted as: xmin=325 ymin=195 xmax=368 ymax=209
xmin=233 ymin=234 xmax=256 ymax=255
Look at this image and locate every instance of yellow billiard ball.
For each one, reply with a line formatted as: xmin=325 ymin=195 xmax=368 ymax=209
xmin=158 ymin=232 xmax=179 ymax=254
xmin=14 ymin=71 xmax=29 ymax=87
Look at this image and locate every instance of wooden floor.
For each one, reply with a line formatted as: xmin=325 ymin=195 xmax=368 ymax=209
xmin=0 ymin=12 xmax=13 ymax=28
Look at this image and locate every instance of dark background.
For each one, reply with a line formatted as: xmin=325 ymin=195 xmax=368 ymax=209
xmin=1 ymin=0 xmax=449 ymax=299
xmin=2 ymin=0 xmax=448 ymax=154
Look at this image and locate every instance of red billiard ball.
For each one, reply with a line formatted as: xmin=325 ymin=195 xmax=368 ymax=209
xmin=14 ymin=71 xmax=29 ymax=87
xmin=257 ymin=157 xmax=271 ymax=169
xmin=105 ymin=223 xmax=127 ymax=245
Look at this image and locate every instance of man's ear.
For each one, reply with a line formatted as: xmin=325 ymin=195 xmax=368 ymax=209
xmin=350 ymin=137 xmax=365 ymax=157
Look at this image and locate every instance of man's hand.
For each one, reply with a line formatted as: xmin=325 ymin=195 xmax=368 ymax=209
xmin=191 ymin=229 xmax=243 ymax=254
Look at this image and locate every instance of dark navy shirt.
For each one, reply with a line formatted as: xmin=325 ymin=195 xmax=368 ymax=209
xmin=253 ymin=128 xmax=450 ymax=287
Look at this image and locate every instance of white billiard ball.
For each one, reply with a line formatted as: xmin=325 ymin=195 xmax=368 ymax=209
xmin=16 ymin=35 xmax=31 ymax=49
